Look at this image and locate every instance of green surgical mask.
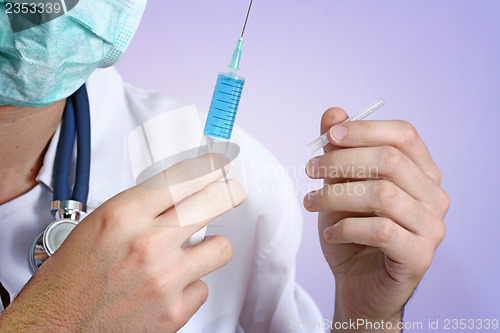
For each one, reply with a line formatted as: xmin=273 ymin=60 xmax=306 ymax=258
xmin=0 ymin=0 xmax=146 ymax=107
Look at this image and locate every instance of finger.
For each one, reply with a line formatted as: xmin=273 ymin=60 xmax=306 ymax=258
xmin=323 ymin=217 xmax=417 ymax=266
xmin=320 ymin=107 xmax=349 ymax=153
xmin=181 ymin=235 xmax=233 ymax=283
xmin=306 ymin=146 xmax=446 ymax=208
xmin=304 ymin=180 xmax=439 ymax=235
xmin=182 ymin=279 xmax=209 ymax=320
xmin=117 ymin=153 xmax=231 ymax=218
xmin=156 ymin=180 xmax=246 ymax=241
xmin=326 ymin=120 xmax=442 ymax=185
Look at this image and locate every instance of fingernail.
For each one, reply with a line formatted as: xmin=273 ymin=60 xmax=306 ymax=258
xmin=324 ymin=226 xmax=335 ymax=243
xmin=306 ymin=157 xmax=321 ymax=177
xmin=330 ymin=125 xmax=347 ymax=142
xmin=304 ymin=192 xmax=316 ymax=209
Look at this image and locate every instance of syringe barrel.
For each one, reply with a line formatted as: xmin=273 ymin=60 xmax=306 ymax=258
xmin=203 ymin=71 xmax=245 ymax=140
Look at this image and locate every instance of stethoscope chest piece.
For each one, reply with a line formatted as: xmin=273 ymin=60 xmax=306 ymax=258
xmin=29 ymin=200 xmax=87 ymax=272
xmin=43 ymin=219 xmax=78 ymax=255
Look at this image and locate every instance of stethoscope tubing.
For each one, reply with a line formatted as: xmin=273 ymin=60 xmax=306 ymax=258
xmin=53 ymin=96 xmax=76 ymax=201
xmin=72 ymin=85 xmax=91 ymax=204
xmin=52 ymin=85 xmax=91 ymax=204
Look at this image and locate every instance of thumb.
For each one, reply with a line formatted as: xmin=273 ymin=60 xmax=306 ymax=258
xmin=321 ymin=107 xmax=348 ymax=153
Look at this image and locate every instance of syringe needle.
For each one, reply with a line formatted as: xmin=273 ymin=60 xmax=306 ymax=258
xmin=241 ymin=0 xmax=253 ymax=38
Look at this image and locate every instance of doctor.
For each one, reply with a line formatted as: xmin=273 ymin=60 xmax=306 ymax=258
xmin=0 ymin=1 xmax=449 ymax=332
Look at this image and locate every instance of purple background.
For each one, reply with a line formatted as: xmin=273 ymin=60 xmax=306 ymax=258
xmin=116 ymin=0 xmax=500 ymax=327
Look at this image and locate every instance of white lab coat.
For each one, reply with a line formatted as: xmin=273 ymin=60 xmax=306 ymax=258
xmin=0 ymin=68 xmax=324 ymax=332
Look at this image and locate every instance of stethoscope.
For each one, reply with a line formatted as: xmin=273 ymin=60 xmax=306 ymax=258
xmin=29 ymin=85 xmax=91 ymax=273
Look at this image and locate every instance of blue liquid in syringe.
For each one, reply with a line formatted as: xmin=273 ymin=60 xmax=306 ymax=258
xmin=204 ymin=72 xmax=245 ymax=140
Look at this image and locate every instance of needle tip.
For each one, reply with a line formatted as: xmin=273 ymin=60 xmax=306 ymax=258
xmin=240 ymin=0 xmax=253 ymax=38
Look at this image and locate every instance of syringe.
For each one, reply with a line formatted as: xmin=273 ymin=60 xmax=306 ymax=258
xmin=202 ymin=0 xmax=253 ymax=149
xmin=187 ymin=0 xmax=253 ymax=247
xmin=202 ymin=38 xmax=246 ymax=147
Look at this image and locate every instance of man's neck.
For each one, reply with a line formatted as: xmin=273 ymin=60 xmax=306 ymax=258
xmin=0 ymin=100 xmax=66 ymax=205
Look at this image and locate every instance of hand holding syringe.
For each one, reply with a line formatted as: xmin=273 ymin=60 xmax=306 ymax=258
xmin=306 ymin=99 xmax=386 ymax=154
xmin=187 ymin=0 xmax=253 ymax=246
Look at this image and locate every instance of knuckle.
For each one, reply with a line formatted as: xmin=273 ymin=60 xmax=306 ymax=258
xmin=356 ymin=121 xmax=373 ymax=145
xmin=438 ymin=188 xmax=451 ymax=214
xmin=373 ymin=180 xmax=399 ymax=212
xmin=431 ymin=168 xmax=443 ymax=185
xmin=374 ymin=219 xmax=397 ymax=245
xmin=164 ymin=303 xmax=187 ymax=325
xmin=196 ymin=281 xmax=209 ymax=304
xmin=334 ymin=219 xmax=351 ymax=239
xmin=174 ymin=158 xmax=200 ymax=183
xmin=228 ymin=179 xmax=246 ymax=199
xmin=436 ymin=222 xmax=447 ymax=244
xmin=203 ymin=182 xmax=231 ymax=209
xmin=379 ymin=146 xmax=406 ymax=173
xmin=148 ymin=275 xmax=173 ymax=299
xmin=317 ymin=153 xmax=339 ymax=178
xmin=397 ymin=120 xmax=419 ymax=146
xmin=128 ymin=234 xmax=160 ymax=263
xmin=432 ymin=218 xmax=447 ymax=244
xmin=135 ymin=269 xmax=175 ymax=306
xmin=214 ymin=236 xmax=233 ymax=262
xmin=99 ymin=202 xmax=129 ymax=231
xmin=414 ymin=252 xmax=434 ymax=277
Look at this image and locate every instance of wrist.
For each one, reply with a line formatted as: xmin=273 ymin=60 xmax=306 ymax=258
xmin=332 ymin=285 xmax=403 ymax=333
xmin=0 ymin=297 xmax=79 ymax=333
xmin=0 ymin=270 xmax=85 ymax=332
